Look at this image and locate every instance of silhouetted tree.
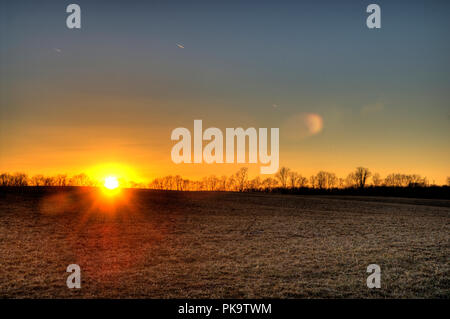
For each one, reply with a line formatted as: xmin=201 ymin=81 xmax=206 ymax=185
xmin=298 ymin=175 xmax=308 ymax=188
xmin=206 ymin=175 xmax=220 ymax=191
xmin=316 ymin=171 xmax=327 ymax=189
xmin=315 ymin=171 xmax=337 ymax=189
xmin=345 ymin=173 xmax=357 ymax=188
xmin=276 ymin=167 xmax=290 ymax=188
xmin=262 ymin=177 xmax=278 ymax=190
xmin=354 ymin=167 xmax=371 ymax=188
xmin=372 ymin=173 xmax=382 ymax=186
xmin=0 ymin=173 xmax=29 ymax=186
xmin=69 ymin=173 xmax=93 ymax=186
xmin=30 ymin=175 xmax=46 ymax=186
xmin=0 ymin=173 xmax=11 ymax=186
xmin=287 ymin=171 xmax=308 ymax=188
xmin=249 ymin=176 xmax=262 ymax=190
xmin=309 ymin=175 xmax=317 ymax=189
xmin=288 ymin=171 xmax=299 ymax=188
xmin=55 ymin=174 xmax=68 ymax=186
xmin=174 ymin=175 xmax=183 ymax=190
xmin=235 ymin=168 xmax=249 ymax=191
xmin=219 ymin=175 xmax=227 ymax=191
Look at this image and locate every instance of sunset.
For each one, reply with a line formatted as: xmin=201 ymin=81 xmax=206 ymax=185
xmin=104 ymin=176 xmax=119 ymax=190
xmin=0 ymin=0 xmax=449 ymax=313
xmin=1 ymin=1 xmax=449 ymax=184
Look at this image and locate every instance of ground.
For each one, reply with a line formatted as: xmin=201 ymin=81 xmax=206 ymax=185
xmin=0 ymin=188 xmax=449 ymax=298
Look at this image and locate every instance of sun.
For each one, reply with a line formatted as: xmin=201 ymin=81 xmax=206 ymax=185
xmin=104 ymin=176 xmax=119 ymax=190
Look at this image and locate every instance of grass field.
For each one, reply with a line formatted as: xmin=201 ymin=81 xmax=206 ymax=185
xmin=0 ymin=188 xmax=449 ymax=298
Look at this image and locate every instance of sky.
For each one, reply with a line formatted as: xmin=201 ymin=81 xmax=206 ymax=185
xmin=1 ymin=0 xmax=449 ymax=184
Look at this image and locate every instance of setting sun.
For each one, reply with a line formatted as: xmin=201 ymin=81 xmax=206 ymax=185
xmin=104 ymin=176 xmax=119 ymax=190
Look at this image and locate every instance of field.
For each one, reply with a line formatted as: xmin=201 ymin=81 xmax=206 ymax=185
xmin=0 ymin=188 xmax=449 ymax=298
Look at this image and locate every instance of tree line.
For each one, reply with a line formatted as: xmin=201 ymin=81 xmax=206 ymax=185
xmin=1 ymin=167 xmax=443 ymax=191
xmin=148 ymin=167 xmax=438 ymax=191
xmin=0 ymin=173 xmax=95 ymax=187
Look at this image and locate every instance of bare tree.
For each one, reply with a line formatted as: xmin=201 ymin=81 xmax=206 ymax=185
xmin=149 ymin=177 xmax=163 ymax=189
xmin=162 ymin=176 xmax=175 ymax=190
xmin=384 ymin=173 xmax=398 ymax=187
xmin=288 ymin=171 xmax=301 ymax=188
xmin=262 ymin=177 xmax=278 ymax=190
xmin=30 ymin=175 xmax=46 ymax=186
xmin=384 ymin=173 xmax=409 ymax=187
xmin=298 ymin=175 xmax=308 ymax=188
xmin=235 ymin=168 xmax=249 ymax=191
xmin=44 ymin=176 xmax=56 ymax=186
xmin=227 ymin=175 xmax=237 ymax=191
xmin=182 ymin=179 xmax=190 ymax=191
xmin=315 ymin=171 xmax=337 ymax=189
xmin=405 ymin=174 xmax=427 ymax=187
xmin=354 ymin=167 xmax=371 ymax=188
xmin=316 ymin=171 xmax=327 ymax=189
xmin=55 ymin=174 xmax=68 ymax=186
xmin=10 ymin=173 xmax=28 ymax=186
xmin=309 ymin=175 xmax=317 ymax=189
xmin=219 ymin=175 xmax=227 ymax=191
xmin=345 ymin=173 xmax=357 ymax=188
xmin=69 ymin=173 xmax=92 ymax=186
xmin=372 ymin=173 xmax=382 ymax=186
xmin=207 ymin=175 xmax=219 ymax=191
xmin=174 ymin=175 xmax=183 ymax=190
xmin=289 ymin=173 xmax=308 ymax=188
xmin=327 ymin=172 xmax=337 ymax=188
xmin=0 ymin=173 xmax=11 ymax=186
xmin=276 ymin=167 xmax=290 ymax=188
xmin=249 ymin=176 xmax=262 ymax=190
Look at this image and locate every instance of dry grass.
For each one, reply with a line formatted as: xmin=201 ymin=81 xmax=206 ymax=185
xmin=0 ymin=188 xmax=449 ymax=298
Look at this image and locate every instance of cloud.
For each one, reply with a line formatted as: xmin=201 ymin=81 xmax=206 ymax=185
xmin=53 ymin=48 xmax=62 ymax=53
xmin=361 ymin=102 xmax=384 ymax=115
xmin=283 ymin=113 xmax=323 ymax=140
xmin=176 ymin=43 xmax=185 ymax=49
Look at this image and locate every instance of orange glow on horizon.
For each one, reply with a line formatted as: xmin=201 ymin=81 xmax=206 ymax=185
xmin=85 ymin=162 xmax=142 ymax=187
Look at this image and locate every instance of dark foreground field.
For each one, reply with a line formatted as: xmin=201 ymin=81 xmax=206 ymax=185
xmin=0 ymin=188 xmax=449 ymax=298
